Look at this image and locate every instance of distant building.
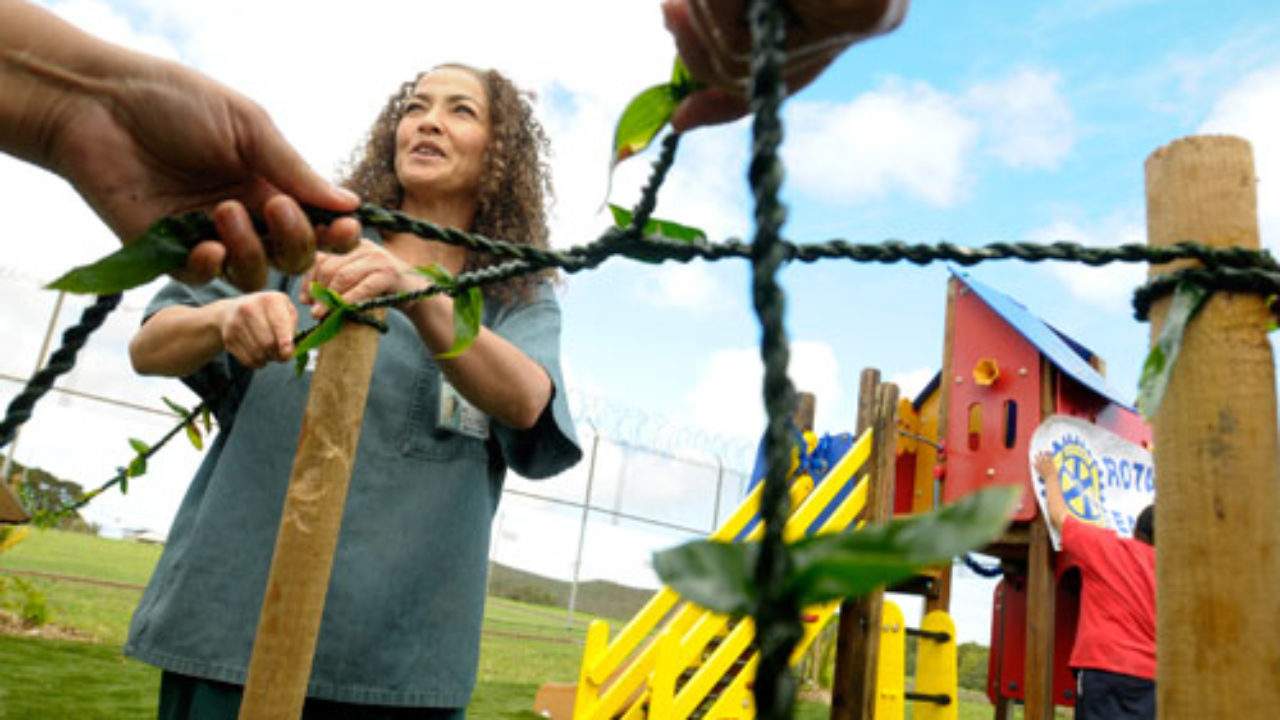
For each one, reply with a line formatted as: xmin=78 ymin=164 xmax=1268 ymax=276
xmin=122 ymin=528 xmax=166 ymax=545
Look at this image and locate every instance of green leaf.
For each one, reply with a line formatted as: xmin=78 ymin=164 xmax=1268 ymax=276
xmin=184 ymin=421 xmax=204 ymax=451
xmin=415 ymin=263 xmax=458 ymax=292
xmin=784 ymin=486 xmax=1018 ymax=607
xmin=608 ymin=204 xmax=707 ymax=244
xmin=653 ymin=486 xmax=1018 ymax=615
xmin=128 ymin=438 xmax=150 ymax=456
xmin=126 ymin=456 xmax=145 ymax=481
xmin=438 ymin=287 xmax=484 ymax=359
xmin=162 ymin=396 xmax=190 ymax=419
xmin=652 ymin=536 xmax=759 ymax=616
xmin=47 ymin=214 xmax=205 ymax=294
xmin=612 ymin=84 xmax=678 ymax=166
xmin=291 ymin=310 xmax=346 ymax=377
xmin=309 ymin=282 xmax=352 ymax=312
xmin=671 ymin=56 xmax=696 ymax=93
xmin=201 ymin=405 xmax=213 ymax=433
xmin=291 ymin=283 xmax=352 ymax=376
xmin=1137 ymin=281 xmax=1210 ymax=419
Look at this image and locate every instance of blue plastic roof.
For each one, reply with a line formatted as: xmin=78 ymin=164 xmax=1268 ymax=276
xmin=951 ymin=268 xmax=1134 ymax=410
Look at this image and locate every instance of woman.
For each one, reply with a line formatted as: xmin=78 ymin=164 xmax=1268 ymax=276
xmin=124 ymin=65 xmax=581 ymax=719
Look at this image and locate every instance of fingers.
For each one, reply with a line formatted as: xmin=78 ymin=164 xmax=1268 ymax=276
xmin=213 ymin=201 xmax=269 ymax=291
xmin=671 ymin=88 xmax=750 ymax=132
xmin=303 ymin=241 xmax=406 ymax=318
xmin=263 ymin=195 xmax=316 ymax=274
xmin=663 ymin=0 xmax=727 ymax=87
xmin=316 ymin=215 xmax=362 ymax=254
xmin=222 ymin=293 xmax=297 ymax=368
xmin=174 ymin=241 xmax=226 ymax=286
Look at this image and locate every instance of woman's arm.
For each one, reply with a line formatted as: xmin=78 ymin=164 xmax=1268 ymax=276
xmin=404 ymin=294 xmax=552 ymax=431
xmin=302 ymin=241 xmax=552 ymax=430
xmin=130 ymin=292 xmax=299 ymax=377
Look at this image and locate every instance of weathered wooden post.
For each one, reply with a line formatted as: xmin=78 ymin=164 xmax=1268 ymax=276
xmin=830 ymin=369 xmax=898 ymax=720
xmin=1144 ymin=135 xmax=1280 ymax=719
xmin=238 ymin=312 xmax=385 ymax=720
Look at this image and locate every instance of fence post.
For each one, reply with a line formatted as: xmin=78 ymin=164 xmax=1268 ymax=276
xmin=567 ymin=425 xmax=600 ymax=624
xmin=238 ymin=313 xmax=384 ymax=720
xmin=1144 ymin=135 xmax=1280 ymax=719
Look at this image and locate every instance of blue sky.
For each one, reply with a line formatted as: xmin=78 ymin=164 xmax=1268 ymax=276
xmin=1 ymin=0 xmax=1278 ymax=641
xmin=568 ymin=0 xmax=1280 ymax=440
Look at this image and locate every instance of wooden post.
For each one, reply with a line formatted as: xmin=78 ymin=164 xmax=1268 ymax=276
xmin=1023 ymin=356 xmax=1057 ymax=720
xmin=1144 ymin=135 xmax=1280 ymax=719
xmin=830 ymin=370 xmax=898 ymax=720
xmin=238 ymin=313 xmax=385 ymax=720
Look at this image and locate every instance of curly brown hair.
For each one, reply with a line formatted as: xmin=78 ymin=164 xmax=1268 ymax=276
xmin=338 ymin=64 xmax=554 ymax=303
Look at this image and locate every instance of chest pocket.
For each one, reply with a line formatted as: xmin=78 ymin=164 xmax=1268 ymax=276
xmin=398 ymin=356 xmax=488 ymax=462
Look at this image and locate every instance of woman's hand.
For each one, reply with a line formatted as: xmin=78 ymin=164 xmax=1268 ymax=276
xmin=301 ymin=240 xmax=430 ymax=319
xmin=216 ymin=292 xmax=299 ymax=369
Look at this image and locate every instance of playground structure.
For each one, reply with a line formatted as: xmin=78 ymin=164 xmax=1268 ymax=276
xmin=532 ymin=262 xmax=1153 ymax=720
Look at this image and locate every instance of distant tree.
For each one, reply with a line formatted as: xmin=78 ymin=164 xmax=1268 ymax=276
xmin=957 ymin=642 xmax=990 ymax=691
xmin=7 ymin=462 xmax=94 ymax=533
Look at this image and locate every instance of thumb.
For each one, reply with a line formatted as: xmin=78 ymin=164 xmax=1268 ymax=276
xmin=238 ymin=105 xmax=359 ymax=212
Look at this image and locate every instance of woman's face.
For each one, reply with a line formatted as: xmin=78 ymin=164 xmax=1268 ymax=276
xmin=394 ymin=67 xmax=492 ymax=204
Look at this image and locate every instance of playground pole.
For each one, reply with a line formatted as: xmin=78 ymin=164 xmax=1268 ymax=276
xmin=1144 ymin=135 xmax=1280 ymax=719
xmin=830 ymin=370 xmax=897 ymax=720
xmin=238 ymin=312 xmax=385 ymax=720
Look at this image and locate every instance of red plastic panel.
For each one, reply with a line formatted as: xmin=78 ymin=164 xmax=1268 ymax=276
xmin=944 ymin=281 xmax=1043 ymax=520
xmin=1055 ymin=373 xmax=1151 ymax=449
xmin=988 ymin=573 xmax=1080 ymax=707
xmin=893 ymin=453 xmax=916 ymax=516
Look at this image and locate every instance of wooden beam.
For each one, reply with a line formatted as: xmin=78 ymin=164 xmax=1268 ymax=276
xmin=1144 ymin=135 xmax=1280 ymax=719
xmin=830 ymin=369 xmax=881 ymax=720
xmin=1022 ymin=355 xmax=1058 ymax=720
xmin=238 ymin=312 xmax=385 ymax=720
xmin=1023 ymin=516 xmax=1056 ymax=720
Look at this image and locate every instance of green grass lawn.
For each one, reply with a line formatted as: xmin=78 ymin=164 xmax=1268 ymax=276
xmin=0 ymin=529 xmax=1012 ymax=719
xmin=0 ymin=529 xmax=162 ymax=586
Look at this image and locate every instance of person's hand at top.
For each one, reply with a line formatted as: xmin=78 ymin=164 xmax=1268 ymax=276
xmin=661 ymin=0 xmax=910 ymax=131
xmin=0 ymin=0 xmax=362 ymax=290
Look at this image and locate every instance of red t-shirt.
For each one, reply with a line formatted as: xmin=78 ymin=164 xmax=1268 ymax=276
xmin=1060 ymin=516 xmax=1157 ymax=679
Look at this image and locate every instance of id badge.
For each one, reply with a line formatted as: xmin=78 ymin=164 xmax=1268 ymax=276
xmin=437 ymin=379 xmax=490 ymax=440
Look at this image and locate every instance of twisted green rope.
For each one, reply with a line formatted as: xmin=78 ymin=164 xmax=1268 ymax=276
xmin=746 ymin=1 xmax=801 ymax=719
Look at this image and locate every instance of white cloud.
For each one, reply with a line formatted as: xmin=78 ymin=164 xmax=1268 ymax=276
xmin=887 ymin=366 xmax=936 ymax=401
xmin=782 ymin=68 xmax=1072 ymax=208
xmin=783 ymin=80 xmax=978 ymax=207
xmin=687 ymin=341 xmax=842 ymax=438
xmin=1029 ymin=217 xmax=1147 ymax=310
xmin=1198 ymin=63 xmax=1280 ymax=252
xmin=46 ymin=0 xmax=181 ymax=59
xmin=964 ymin=68 xmax=1075 ymax=170
xmin=635 ymin=262 xmax=725 ymax=311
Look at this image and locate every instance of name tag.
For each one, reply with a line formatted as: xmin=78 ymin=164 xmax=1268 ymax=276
xmin=438 ymin=379 xmax=490 ymax=440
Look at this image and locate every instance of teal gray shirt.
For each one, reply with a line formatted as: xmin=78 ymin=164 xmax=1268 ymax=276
xmin=124 ymin=273 xmax=581 ymax=707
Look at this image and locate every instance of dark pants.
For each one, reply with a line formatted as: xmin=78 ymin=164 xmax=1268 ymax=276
xmin=158 ymin=672 xmax=465 ymax=720
xmin=1075 ymin=668 xmax=1155 ymax=720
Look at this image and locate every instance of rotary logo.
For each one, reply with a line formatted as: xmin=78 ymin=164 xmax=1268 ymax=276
xmin=1050 ymin=435 xmax=1106 ymax=525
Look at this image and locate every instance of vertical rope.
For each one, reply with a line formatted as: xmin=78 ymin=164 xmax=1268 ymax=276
xmin=746 ymin=1 xmax=800 ymax=719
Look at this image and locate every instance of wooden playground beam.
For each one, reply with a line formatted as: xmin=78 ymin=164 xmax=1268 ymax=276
xmin=1145 ymin=135 xmax=1280 ymax=720
xmin=829 ymin=369 xmax=898 ymax=720
xmin=1022 ymin=355 xmax=1058 ymax=720
xmin=238 ymin=312 xmax=385 ymax=720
